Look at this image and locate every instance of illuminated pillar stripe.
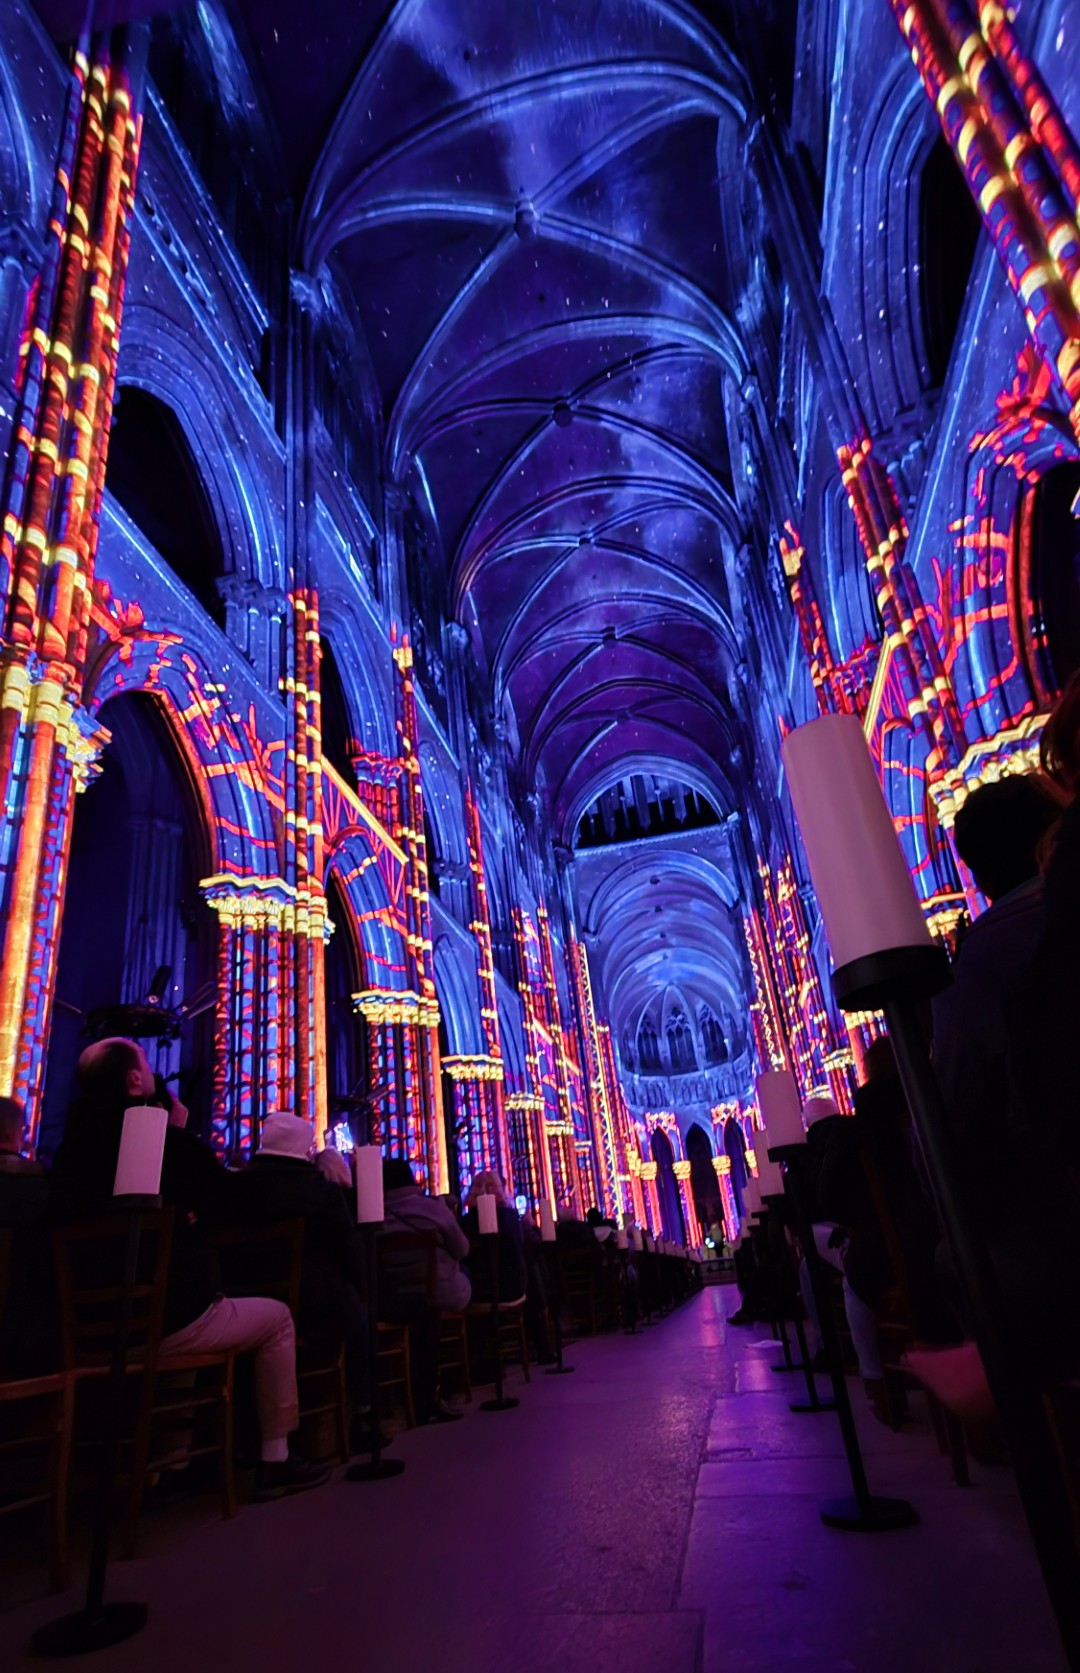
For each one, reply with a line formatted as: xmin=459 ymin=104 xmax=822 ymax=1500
xmin=890 ymin=0 xmax=1080 ymax=443
xmin=0 ymin=40 xmax=142 ymax=1130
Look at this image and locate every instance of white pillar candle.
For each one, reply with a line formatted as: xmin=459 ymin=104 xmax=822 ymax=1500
xmin=757 ymin=1069 xmax=805 ymax=1148
xmin=113 ymin=1104 xmax=167 ymax=1198
xmin=355 ymin=1145 xmax=384 ymax=1224
xmin=477 ymin=1192 xmax=499 ymax=1236
xmin=781 ymin=714 xmax=932 ymax=971
xmin=538 ymin=1198 xmax=556 ymax=1242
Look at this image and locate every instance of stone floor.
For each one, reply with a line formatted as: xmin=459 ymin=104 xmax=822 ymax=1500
xmin=0 ymin=1286 xmax=1068 ymax=1672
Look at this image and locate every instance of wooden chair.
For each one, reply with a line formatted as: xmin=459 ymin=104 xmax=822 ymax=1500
xmin=438 ymin=1309 xmax=472 ymax=1403
xmin=375 ymin=1231 xmax=443 ymax=1428
xmin=53 ymin=1209 xmax=237 ymax=1552
xmin=0 ymin=1227 xmax=74 ymax=1589
xmin=557 ymin=1247 xmax=602 ymax=1337
xmin=466 ymin=1257 xmax=531 ymax=1389
xmin=209 ymin=1218 xmax=349 ymax=1463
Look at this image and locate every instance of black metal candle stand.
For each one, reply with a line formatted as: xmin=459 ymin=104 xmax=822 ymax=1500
xmin=771 ymin=1147 xmax=917 ymax=1533
xmin=31 ymin=1198 xmax=159 ymax=1659
xmin=346 ymin=1220 xmax=405 ymax=1481
xmin=479 ymin=1229 xmax=519 ymax=1412
xmin=543 ymin=1242 xmax=575 ymax=1374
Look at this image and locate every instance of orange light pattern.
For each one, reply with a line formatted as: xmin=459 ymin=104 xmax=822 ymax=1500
xmin=0 ymin=41 xmax=141 ymax=1138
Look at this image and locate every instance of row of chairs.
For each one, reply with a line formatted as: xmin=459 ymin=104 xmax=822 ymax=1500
xmin=0 ymin=1215 xmax=704 ymax=1590
xmin=373 ymin=1230 xmax=531 ymax=1425
xmin=0 ymin=1210 xmax=345 ymax=1588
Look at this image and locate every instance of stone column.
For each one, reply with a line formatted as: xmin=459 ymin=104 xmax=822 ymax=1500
xmin=0 ymin=37 xmax=143 ymax=1138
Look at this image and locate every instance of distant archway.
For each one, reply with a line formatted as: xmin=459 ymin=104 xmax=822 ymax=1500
xmin=42 ymin=693 xmax=216 ymax=1151
xmin=321 ymin=638 xmax=360 ymax=792
xmin=1019 ymin=459 xmax=1080 ymax=698
xmin=724 ymin=1118 xmax=750 ymax=1215
xmin=650 ymin=1126 xmax=685 ymax=1243
xmin=686 ymin=1122 xmax=719 ymax=1232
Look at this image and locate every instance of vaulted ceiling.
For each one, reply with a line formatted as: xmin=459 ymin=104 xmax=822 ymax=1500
xmin=42 ymin=0 xmax=789 ymax=1062
xmin=255 ymin=0 xmax=766 ymax=844
xmin=242 ymin=0 xmax=775 ymax=1049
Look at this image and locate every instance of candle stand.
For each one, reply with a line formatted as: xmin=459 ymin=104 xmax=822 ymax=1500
xmin=345 ymin=1218 xmax=405 ymax=1481
xmin=756 ymin=1196 xmax=833 ymax=1412
xmin=31 ymin=1199 xmax=157 ymax=1657
xmin=347 ymin=1139 xmax=404 ymax=1482
xmin=543 ymin=1243 xmax=574 ymax=1375
xmin=774 ymin=1153 xmax=916 ymax=1531
xmin=479 ymin=1231 xmax=519 ymax=1412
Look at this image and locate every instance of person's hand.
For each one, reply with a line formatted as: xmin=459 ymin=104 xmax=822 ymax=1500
xmin=166 ymin=1094 xmax=189 ymax=1130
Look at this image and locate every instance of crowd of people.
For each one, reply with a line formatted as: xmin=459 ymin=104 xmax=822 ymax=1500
xmin=729 ymin=673 xmax=1080 ymax=1449
xmin=0 ymin=1051 xmax=687 ymax=1521
xmin=4 ymin=676 xmax=1079 ymax=1560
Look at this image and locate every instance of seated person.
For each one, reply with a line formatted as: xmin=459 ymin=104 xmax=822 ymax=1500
xmin=50 ymin=1039 xmax=329 ymax=1499
xmin=461 ymin=1170 xmax=526 ymax=1302
xmin=0 ymin=1096 xmax=55 ymax=1374
xmin=225 ymin=1113 xmax=368 ymax=1412
xmin=313 ymin=1146 xmax=352 ymax=1190
xmin=378 ymin=1157 xmax=470 ymax=1423
xmin=554 ymin=1204 xmax=595 ymax=1248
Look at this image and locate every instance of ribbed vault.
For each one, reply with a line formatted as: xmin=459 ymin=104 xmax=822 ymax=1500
xmin=290 ymin=0 xmax=752 ymax=839
xmin=232 ymin=0 xmax=767 ymax=1085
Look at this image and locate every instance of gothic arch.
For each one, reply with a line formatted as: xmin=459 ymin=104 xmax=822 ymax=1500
xmin=326 ymin=828 xmax=410 ymax=998
xmin=115 ymin=308 xmax=282 ymax=592
xmin=85 ymin=636 xmax=280 ymax=881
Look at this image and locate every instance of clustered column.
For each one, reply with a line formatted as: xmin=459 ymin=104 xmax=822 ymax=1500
xmin=0 ymin=35 xmax=141 ymax=1140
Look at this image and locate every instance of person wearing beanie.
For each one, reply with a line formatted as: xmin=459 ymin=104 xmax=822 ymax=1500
xmin=227 ymin=1112 xmax=369 ymax=1439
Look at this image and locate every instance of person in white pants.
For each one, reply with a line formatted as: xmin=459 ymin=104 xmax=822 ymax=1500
xmin=51 ymin=1037 xmax=331 ymax=1500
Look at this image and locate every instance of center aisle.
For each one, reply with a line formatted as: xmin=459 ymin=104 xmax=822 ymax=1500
xmin=5 ymin=1287 xmax=1067 ymax=1672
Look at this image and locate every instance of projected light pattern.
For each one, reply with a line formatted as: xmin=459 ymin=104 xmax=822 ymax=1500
xmin=4 ymin=0 xmax=1080 ymax=1221
xmin=0 ymin=38 xmax=140 ymax=1135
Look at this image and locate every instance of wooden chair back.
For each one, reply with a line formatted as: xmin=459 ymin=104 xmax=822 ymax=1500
xmin=0 ymin=1226 xmax=11 ymax=1321
xmin=377 ymin=1230 xmax=438 ymax=1305
xmin=208 ymin=1219 xmax=304 ymax=1320
xmin=52 ymin=1209 xmax=173 ymax=1374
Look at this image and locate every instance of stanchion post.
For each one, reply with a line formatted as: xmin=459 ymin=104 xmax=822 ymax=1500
xmin=32 ymin=1098 xmax=171 ymax=1657
xmin=544 ymin=1244 xmax=574 ymax=1375
xmin=479 ymin=1223 xmax=518 ymax=1412
xmin=347 ymin=1143 xmax=405 ymax=1481
xmin=783 ymin=713 xmax=1080 ymax=1630
xmin=783 ymin=1156 xmax=917 ymax=1530
xmin=537 ymin=1202 xmax=574 ymax=1374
